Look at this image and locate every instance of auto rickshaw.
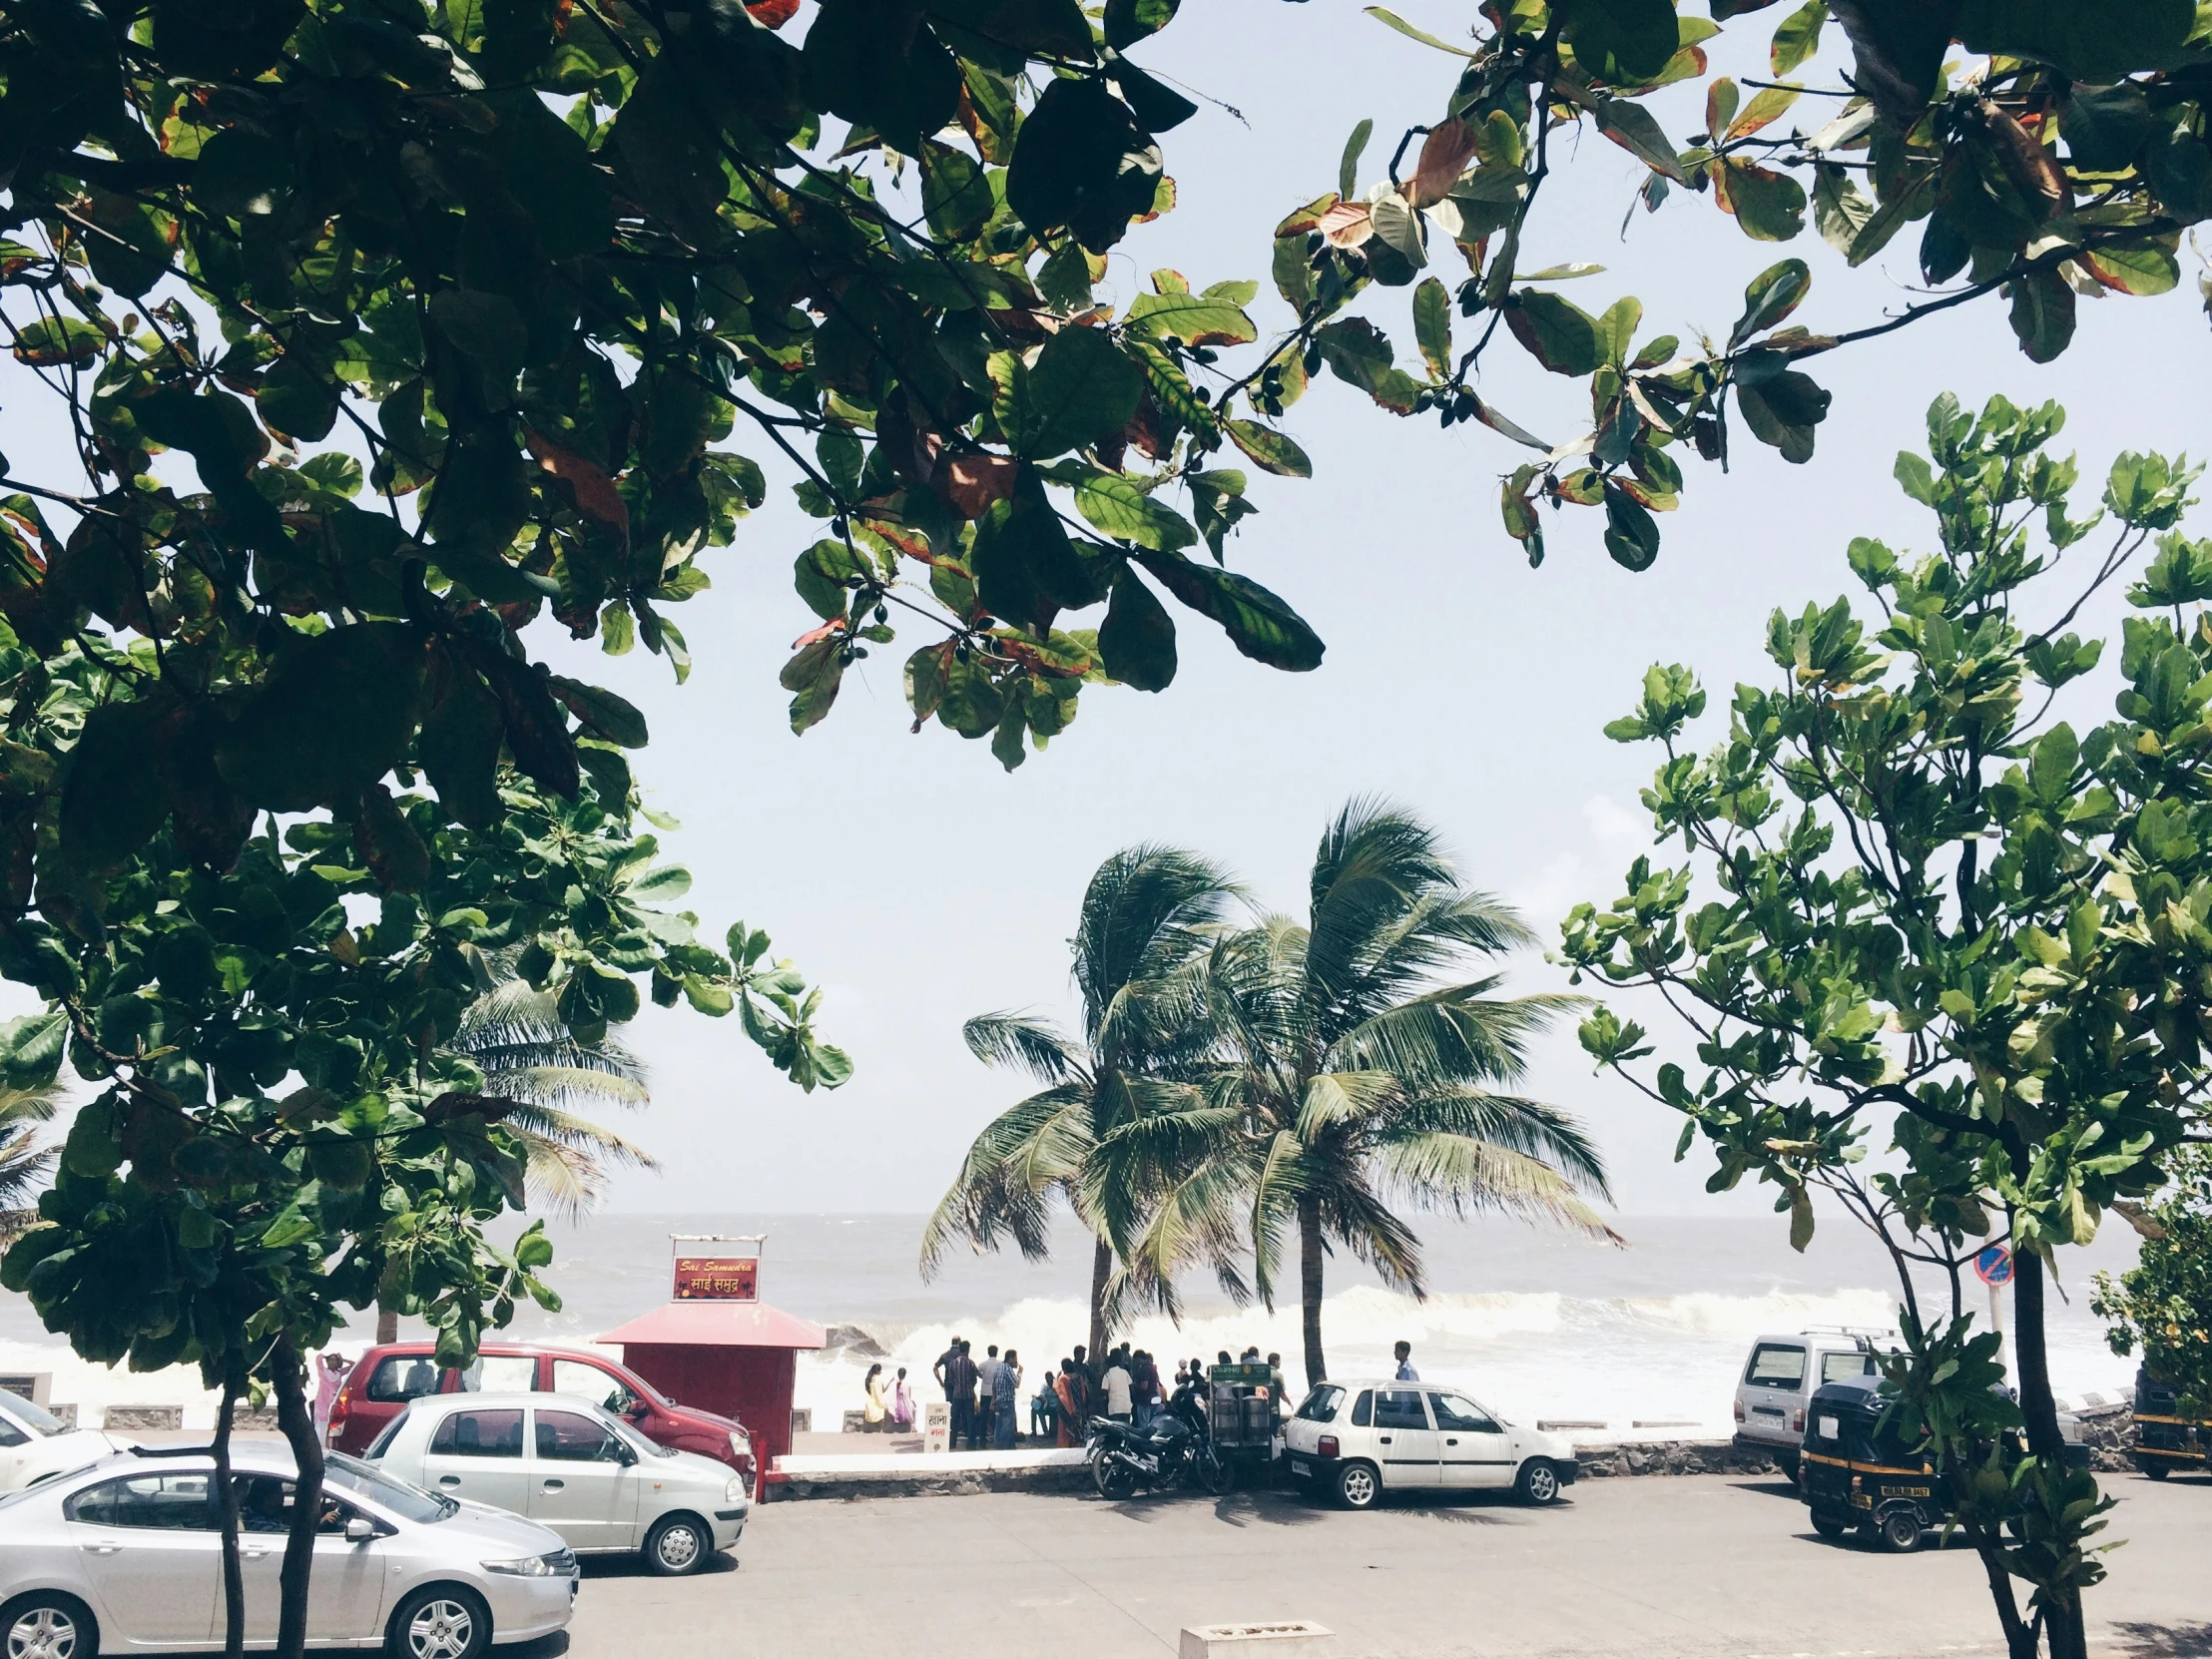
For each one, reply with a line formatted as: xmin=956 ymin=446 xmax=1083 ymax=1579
xmin=1801 ymin=1375 xmax=2093 ymax=1551
xmin=2132 ymin=1367 xmax=2210 ymax=1479
xmin=1801 ymin=1376 xmax=1942 ymax=1551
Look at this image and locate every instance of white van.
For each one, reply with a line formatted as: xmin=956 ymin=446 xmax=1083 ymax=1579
xmin=1733 ymin=1328 xmax=1891 ymax=1479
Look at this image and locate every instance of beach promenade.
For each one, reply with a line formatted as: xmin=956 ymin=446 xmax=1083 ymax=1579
xmin=539 ymin=1470 xmax=2212 ymax=1659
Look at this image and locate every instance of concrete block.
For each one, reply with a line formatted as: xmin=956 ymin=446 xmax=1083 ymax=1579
xmin=48 ymin=1403 xmax=76 ymax=1429
xmin=106 ymin=1404 xmax=184 ymax=1431
xmin=0 ymin=1374 xmax=52 ymax=1408
xmin=790 ymin=1409 xmax=812 ymax=1436
xmin=1178 ymin=1623 xmax=1333 ymax=1659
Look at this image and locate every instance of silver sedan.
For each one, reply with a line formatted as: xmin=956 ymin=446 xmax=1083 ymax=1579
xmin=0 ymin=1444 xmax=576 ymax=1656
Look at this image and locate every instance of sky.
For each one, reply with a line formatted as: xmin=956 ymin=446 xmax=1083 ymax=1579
xmin=5 ymin=2 xmax=2207 ymax=1226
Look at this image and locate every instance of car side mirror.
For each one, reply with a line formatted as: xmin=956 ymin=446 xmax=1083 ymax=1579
xmin=344 ymin=1517 xmax=377 ymax=1544
xmin=618 ymin=1442 xmax=639 ymax=1466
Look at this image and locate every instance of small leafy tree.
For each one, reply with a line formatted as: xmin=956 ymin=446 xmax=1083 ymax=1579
xmin=1561 ymin=393 xmax=2206 ymax=1659
xmin=2094 ymin=1144 xmax=2212 ymax=1419
xmin=1271 ymin=0 xmax=2212 ymax=568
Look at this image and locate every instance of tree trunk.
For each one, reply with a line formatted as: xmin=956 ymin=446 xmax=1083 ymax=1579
xmin=375 ymin=1308 xmax=397 ymax=1346
xmin=2012 ymin=1249 xmax=2088 ymax=1659
xmin=1298 ymin=1195 xmax=1326 ymax=1390
xmin=1087 ymin=1234 xmax=1112 ymax=1364
xmin=272 ymin=1339 xmax=325 ymax=1659
xmin=214 ymin=1356 xmax=247 ymax=1659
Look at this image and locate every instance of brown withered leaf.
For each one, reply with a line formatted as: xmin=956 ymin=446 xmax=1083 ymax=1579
xmin=525 ymin=430 xmax=630 ymax=543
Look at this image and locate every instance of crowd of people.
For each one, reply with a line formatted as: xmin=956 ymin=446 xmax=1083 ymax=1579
xmin=851 ymin=1339 xmax=1316 ymax=1451
xmin=856 ymin=1337 xmax=1425 ymax=1451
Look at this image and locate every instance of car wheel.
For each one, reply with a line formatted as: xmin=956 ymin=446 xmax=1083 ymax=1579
xmin=1 ymin=1591 xmax=97 ymax=1659
xmin=1336 ymin=1461 xmax=1381 ymax=1510
xmin=1876 ymin=1508 xmax=1925 ymax=1553
xmin=1514 ymin=1460 xmax=1562 ymax=1505
xmin=1812 ymin=1512 xmax=1850 ymax=1540
xmin=2142 ymin=1461 xmax=2171 ymax=1481
xmin=645 ymin=1512 xmax=713 ymax=1575
xmin=385 ymin=1585 xmax=490 ymax=1659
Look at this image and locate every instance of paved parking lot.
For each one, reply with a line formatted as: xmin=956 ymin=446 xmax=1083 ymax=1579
xmin=527 ymin=1467 xmax=2212 ymax=1659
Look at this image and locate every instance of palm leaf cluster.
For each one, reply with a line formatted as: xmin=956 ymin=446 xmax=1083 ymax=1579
xmin=0 ymin=1080 xmax=61 ymax=1242
xmin=450 ymin=975 xmax=658 ymax=1221
xmin=926 ymin=802 xmax=1620 ymax=1386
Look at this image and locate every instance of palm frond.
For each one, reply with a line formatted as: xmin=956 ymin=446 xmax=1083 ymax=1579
xmin=1323 ymin=1177 xmax=1429 ymax=1295
xmin=962 ymin=1012 xmax=1084 ymax=1084
xmin=0 ymin=1129 xmax=54 ymax=1212
xmin=1372 ymin=1129 xmax=1624 ymax=1244
xmin=1380 ymin=1086 xmax=1615 ymax=1199
xmin=918 ymin=1083 xmax=1095 ymax=1278
xmin=1074 ymin=845 xmax=1242 ymax=1042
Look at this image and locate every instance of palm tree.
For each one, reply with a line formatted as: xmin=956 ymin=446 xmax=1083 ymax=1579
xmin=921 ymin=845 xmax=1239 ymax=1359
xmin=1118 ymin=800 xmax=1621 ymax=1389
xmin=0 ymin=1080 xmax=60 ymax=1244
xmin=368 ymin=972 xmax=660 ymax=1345
xmin=450 ymin=976 xmax=660 ymax=1219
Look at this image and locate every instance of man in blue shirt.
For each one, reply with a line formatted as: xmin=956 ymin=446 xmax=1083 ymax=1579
xmin=1393 ymin=1341 xmax=1419 ymax=1382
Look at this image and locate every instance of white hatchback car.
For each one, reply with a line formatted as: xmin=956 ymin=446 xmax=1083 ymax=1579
xmin=1282 ymin=1380 xmax=1581 ymax=1509
xmin=368 ymin=1393 xmax=747 ymax=1575
xmin=0 ymin=1392 xmax=126 ymax=1492
xmin=0 ymin=1444 xmax=575 ymax=1656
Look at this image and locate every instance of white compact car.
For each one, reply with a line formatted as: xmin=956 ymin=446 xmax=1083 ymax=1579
xmin=1733 ymin=1329 xmax=1890 ymax=1479
xmin=1281 ymin=1380 xmax=1581 ymax=1509
xmin=368 ymin=1392 xmax=747 ymax=1575
xmin=0 ymin=1444 xmax=575 ymax=1657
xmin=0 ymin=1392 xmax=127 ymax=1492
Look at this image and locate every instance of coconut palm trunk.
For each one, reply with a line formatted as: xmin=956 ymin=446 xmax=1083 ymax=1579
xmin=1298 ymin=1195 xmax=1327 ymax=1388
xmin=1088 ymin=1234 xmax=1113 ymax=1362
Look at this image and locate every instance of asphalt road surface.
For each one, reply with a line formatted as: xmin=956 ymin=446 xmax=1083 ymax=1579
xmin=520 ymin=1466 xmax=2211 ymax=1659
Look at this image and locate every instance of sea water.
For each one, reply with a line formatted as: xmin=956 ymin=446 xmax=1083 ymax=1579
xmin=0 ymin=1212 xmax=2144 ymax=1437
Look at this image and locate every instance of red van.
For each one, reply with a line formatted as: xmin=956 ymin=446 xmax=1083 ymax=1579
xmin=328 ymin=1342 xmax=756 ymax=1491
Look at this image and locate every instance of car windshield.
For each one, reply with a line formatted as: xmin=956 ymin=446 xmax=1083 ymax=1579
xmin=323 ymin=1451 xmax=455 ymax=1523
xmin=1 ymin=1393 xmax=75 ymax=1436
xmin=612 ymin=1417 xmax=676 ymax=1459
xmin=0 ymin=1461 xmax=102 ymax=1511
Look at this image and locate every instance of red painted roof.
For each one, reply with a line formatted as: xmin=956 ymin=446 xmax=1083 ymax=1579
xmin=597 ymin=1300 xmax=827 ymax=1351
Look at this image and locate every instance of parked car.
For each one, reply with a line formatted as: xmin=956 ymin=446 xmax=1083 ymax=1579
xmin=0 ymin=1391 xmax=127 ymax=1492
xmin=1281 ymin=1380 xmax=1580 ymax=1509
xmin=0 ymin=1443 xmax=575 ymax=1657
xmin=327 ymin=1342 xmax=755 ymax=1488
xmin=1733 ymin=1328 xmax=1891 ymax=1479
xmin=367 ymin=1392 xmax=747 ymax=1576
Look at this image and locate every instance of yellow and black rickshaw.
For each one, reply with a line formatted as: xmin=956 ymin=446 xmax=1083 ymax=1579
xmin=1800 ymin=1376 xmax=1942 ymax=1551
xmin=1802 ymin=1375 xmax=2095 ymax=1550
xmin=2132 ymin=1367 xmax=2210 ymax=1480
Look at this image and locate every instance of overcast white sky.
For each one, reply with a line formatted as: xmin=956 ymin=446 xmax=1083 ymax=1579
xmin=7 ymin=2 xmax=2205 ymax=1223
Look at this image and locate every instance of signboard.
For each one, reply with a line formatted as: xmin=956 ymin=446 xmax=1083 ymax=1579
xmin=1973 ymin=1245 xmax=2013 ymax=1287
xmin=673 ymin=1256 xmax=759 ymax=1301
xmin=923 ymin=1400 xmax=950 ymax=1454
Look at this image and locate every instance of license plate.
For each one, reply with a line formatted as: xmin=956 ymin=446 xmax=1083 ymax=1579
xmin=1291 ymin=1459 xmax=1312 ymax=1476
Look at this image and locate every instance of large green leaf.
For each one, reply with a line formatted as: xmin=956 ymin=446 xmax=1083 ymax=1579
xmin=1412 ymin=276 xmax=1453 ymax=378
xmin=1135 ymin=549 xmax=1324 ymax=672
xmin=1075 ymin=471 xmax=1198 ymax=550
xmin=1103 ymin=0 xmax=1179 ymax=50
xmin=1958 ymin=0 xmax=2195 ymax=83
xmin=1732 ymin=258 xmax=1813 ymax=346
xmin=802 ymin=0 xmax=961 ymax=156
xmin=1505 ymin=290 xmax=1604 ymax=376
xmin=59 ymin=700 xmax=172 ymax=872
xmin=1561 ymin=0 xmax=1682 ymax=81
xmin=1097 ymin=565 xmax=1178 ymax=690
xmin=216 ymin=623 xmax=430 ymax=812
xmin=1123 ymin=290 xmax=1259 ymax=347
xmin=1014 ymin=328 xmax=1144 ymax=458
xmin=1005 ymin=76 xmax=1162 ymax=253
xmin=971 ymin=473 xmax=1104 ymax=631
xmin=1224 ymin=420 xmax=1314 ymax=478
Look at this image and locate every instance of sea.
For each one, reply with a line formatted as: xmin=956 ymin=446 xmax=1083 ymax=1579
xmin=0 ymin=1211 xmax=2147 ymax=1438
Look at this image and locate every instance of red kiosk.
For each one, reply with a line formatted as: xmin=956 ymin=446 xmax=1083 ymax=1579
xmin=598 ymin=1236 xmax=824 ymax=1493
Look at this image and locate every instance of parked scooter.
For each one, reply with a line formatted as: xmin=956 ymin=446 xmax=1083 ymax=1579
xmin=1087 ymin=1400 xmax=1235 ymax=1498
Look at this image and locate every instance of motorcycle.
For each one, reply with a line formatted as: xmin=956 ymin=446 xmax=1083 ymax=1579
xmin=1087 ymin=1403 xmax=1235 ymax=1499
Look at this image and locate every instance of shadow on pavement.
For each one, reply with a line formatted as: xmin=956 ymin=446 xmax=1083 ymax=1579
xmin=1729 ymin=1478 xmax=1806 ymax=1500
xmin=2106 ymin=1624 xmax=2212 ymax=1658
xmin=581 ymin=1551 xmax=740 ymax=1580
xmin=1207 ymin=1488 xmax=1327 ymax=1528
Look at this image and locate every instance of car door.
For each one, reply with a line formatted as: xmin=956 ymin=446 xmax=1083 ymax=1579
xmin=1370 ymin=1387 xmax=1441 ymax=1486
xmin=62 ymin=1472 xmax=219 ymax=1645
xmin=230 ymin=1475 xmax=389 ymax=1644
xmin=419 ymin=1405 xmax=532 ymax=1513
xmin=0 ymin=1404 xmax=33 ymax=1489
xmin=1428 ymin=1391 xmax=1517 ymax=1488
xmin=527 ymin=1406 xmax=643 ymax=1550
